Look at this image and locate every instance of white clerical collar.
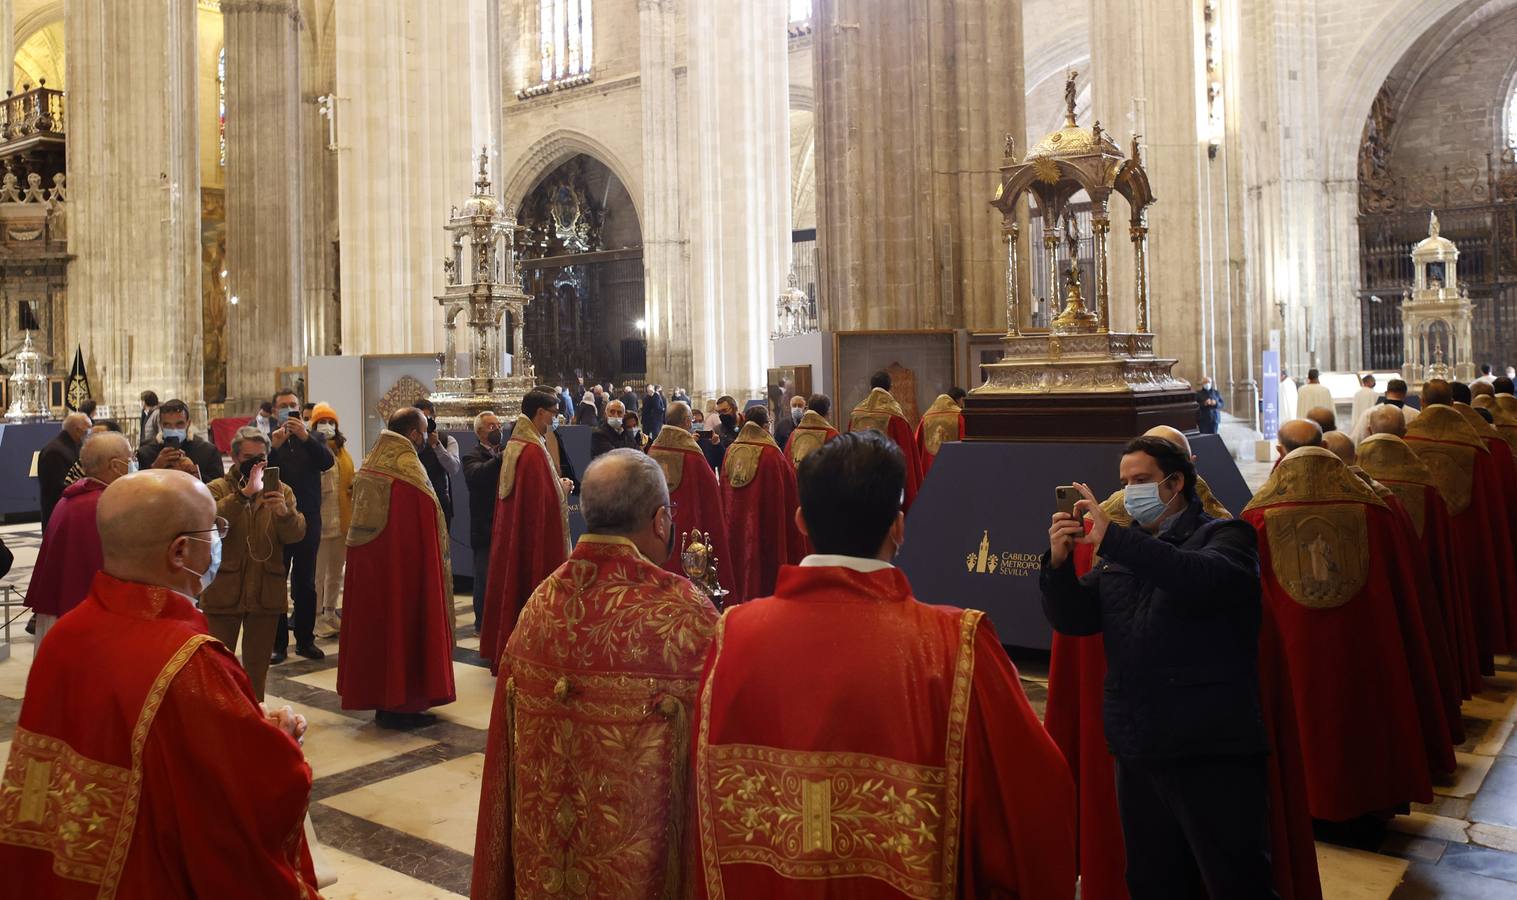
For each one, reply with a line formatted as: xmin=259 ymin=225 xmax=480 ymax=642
xmin=799 ymin=554 xmax=894 ymax=573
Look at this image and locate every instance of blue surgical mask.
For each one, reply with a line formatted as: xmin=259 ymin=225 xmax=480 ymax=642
xmin=128 ymin=459 xmax=139 ymax=474
xmin=1124 ymin=476 xmax=1176 ymax=527
xmin=184 ymin=530 xmax=222 ymax=595
xmin=277 ymin=408 xmax=294 ymax=424
xmin=550 ymin=417 xmax=561 ymax=432
xmin=161 ymin=428 xmax=187 ymax=444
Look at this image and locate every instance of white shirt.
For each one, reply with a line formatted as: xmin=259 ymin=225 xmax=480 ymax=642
xmin=1278 ymin=379 xmax=1299 ymax=421
xmin=1350 ymin=387 xmax=1378 ymax=429
xmin=799 ymin=554 xmax=894 ymax=573
xmin=427 ymin=433 xmax=461 ymax=476
xmin=1349 ymin=402 xmax=1419 ymax=443
xmin=1297 ymin=383 xmax=1333 ymax=417
xmin=1477 ymin=374 xmax=1497 ymax=384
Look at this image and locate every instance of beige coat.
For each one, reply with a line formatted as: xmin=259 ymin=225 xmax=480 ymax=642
xmin=203 ymin=475 xmax=306 ymax=615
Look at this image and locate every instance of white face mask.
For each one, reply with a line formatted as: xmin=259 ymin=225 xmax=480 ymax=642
xmin=315 ymin=422 xmax=336 ymax=438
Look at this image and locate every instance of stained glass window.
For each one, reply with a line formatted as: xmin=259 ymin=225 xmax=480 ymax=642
xmin=218 ymin=47 xmax=226 ymax=167
xmin=538 ymin=0 xmax=591 ymax=85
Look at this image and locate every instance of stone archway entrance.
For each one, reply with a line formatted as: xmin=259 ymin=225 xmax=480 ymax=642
xmin=515 ymin=154 xmax=644 ymax=387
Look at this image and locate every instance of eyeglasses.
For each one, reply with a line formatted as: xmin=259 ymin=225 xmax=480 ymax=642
xmin=656 ymin=501 xmax=678 ymax=519
xmin=179 ymin=516 xmax=229 ymax=541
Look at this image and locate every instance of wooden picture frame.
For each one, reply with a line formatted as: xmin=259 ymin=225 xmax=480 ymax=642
xmin=47 ymin=376 xmax=65 ymax=414
xmin=832 ymin=330 xmax=957 ymax=425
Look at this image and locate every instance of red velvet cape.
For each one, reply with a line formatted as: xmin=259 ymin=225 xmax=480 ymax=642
xmin=1473 ymin=432 xmax=1517 ymax=651
xmin=1044 ymin=531 xmax=1322 ymax=900
xmin=26 ymin=477 xmax=106 ymax=617
xmin=338 ymin=473 xmax=457 ymax=712
xmin=914 ymin=406 xmax=964 ymax=474
xmin=649 ymin=431 xmax=734 ymax=582
xmin=1242 ymin=480 xmax=1434 ymax=820
xmin=1379 ymin=489 xmax=1465 ymax=746
xmin=847 ymin=391 xmax=923 ymax=510
xmin=481 ymin=427 xmax=569 ymax=672
xmin=693 ymin=565 xmax=1077 ymax=898
xmin=0 ymin=573 xmax=318 ymax=898
xmin=719 ymin=429 xmax=806 ymax=603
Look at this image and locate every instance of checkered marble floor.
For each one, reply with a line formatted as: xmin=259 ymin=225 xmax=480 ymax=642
xmin=2 ymin=518 xmax=1517 ymax=897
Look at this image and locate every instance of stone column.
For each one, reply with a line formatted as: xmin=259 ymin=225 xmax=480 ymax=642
xmin=813 ymin=0 xmax=1024 ymax=332
xmin=1089 ymin=0 xmax=1251 ymax=399
xmin=335 ymin=0 xmax=488 ymax=357
xmin=299 ymin=1 xmax=340 ymax=357
xmin=638 ymin=0 xmax=690 ymax=390
xmin=66 ymin=0 xmax=204 ymax=417
xmin=223 ymin=0 xmax=303 ymax=413
xmin=686 ymin=0 xmax=790 ymax=398
xmin=0 ymin=0 xmax=13 ymax=94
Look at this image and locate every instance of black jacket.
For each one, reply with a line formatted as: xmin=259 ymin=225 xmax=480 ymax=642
xmin=641 ymin=392 xmax=667 ymax=437
xmin=37 ymin=432 xmax=79 ymax=528
xmin=136 ymin=436 xmax=226 ymax=486
xmin=1039 ymin=499 xmax=1268 ymax=760
xmin=773 ymin=413 xmax=801 ymax=453
xmin=590 ymin=423 xmax=636 ymax=459
xmin=268 ymin=432 xmax=334 ymax=541
xmin=419 ymin=441 xmax=456 ymax=527
xmin=462 ymin=442 xmax=502 ymax=548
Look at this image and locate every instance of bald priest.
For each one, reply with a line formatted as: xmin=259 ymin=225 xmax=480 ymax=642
xmin=0 ymin=469 xmax=320 ymax=896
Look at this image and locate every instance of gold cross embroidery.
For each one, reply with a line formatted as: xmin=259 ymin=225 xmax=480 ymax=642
xmin=18 ymin=759 xmax=52 ymax=824
xmin=801 ymin=778 xmax=833 ymax=853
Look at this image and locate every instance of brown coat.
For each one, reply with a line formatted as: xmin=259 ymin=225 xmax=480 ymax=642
xmin=204 ymin=475 xmax=306 ymax=615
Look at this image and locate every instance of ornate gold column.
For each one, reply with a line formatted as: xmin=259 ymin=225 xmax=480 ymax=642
xmin=1004 ymin=221 xmax=1021 ymax=335
xmin=223 ymin=0 xmax=303 ymax=413
xmin=1044 ymin=223 xmax=1061 ymax=320
xmin=1132 ymin=221 xmax=1151 ymax=333
xmin=1091 ymin=213 xmax=1111 ymax=332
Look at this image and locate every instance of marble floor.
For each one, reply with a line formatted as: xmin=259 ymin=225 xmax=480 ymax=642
xmin=3 ymin=519 xmax=1517 ymax=897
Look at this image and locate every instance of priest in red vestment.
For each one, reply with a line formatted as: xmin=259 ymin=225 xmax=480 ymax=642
xmin=1359 ymin=432 xmax=1482 ymax=696
xmin=25 ymin=432 xmax=133 ymax=641
xmin=914 ymin=389 xmax=965 ymax=474
xmin=0 ymin=469 xmax=320 ymax=898
xmin=473 ymin=449 xmax=718 ymax=900
xmin=1451 ymin=394 xmax=1517 ymax=647
xmin=648 ymin=400 xmax=733 ymax=581
xmin=337 ymin=408 xmax=457 ymax=728
xmin=847 ymin=372 xmax=922 ymax=508
xmin=1326 ymin=433 xmax=1464 ymax=754
xmin=1241 ymin=439 xmax=1434 ymax=820
xmin=784 ymin=395 xmax=840 ymax=467
xmin=1405 ymin=386 xmax=1517 ymax=668
xmin=482 ymin=389 xmax=572 ymax=672
xmin=696 ymin=431 xmax=1076 ymax=898
xmin=720 ymin=408 xmax=806 ymax=602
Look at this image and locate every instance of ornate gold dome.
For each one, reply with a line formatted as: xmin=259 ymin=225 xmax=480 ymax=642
xmin=1027 ymin=123 xmax=1123 ymax=160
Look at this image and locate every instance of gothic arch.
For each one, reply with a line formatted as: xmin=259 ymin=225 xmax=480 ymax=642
xmin=14 ymin=1 xmax=63 ymax=49
xmin=1326 ymin=0 xmax=1517 ymax=185
xmin=503 ymin=129 xmax=642 ymax=226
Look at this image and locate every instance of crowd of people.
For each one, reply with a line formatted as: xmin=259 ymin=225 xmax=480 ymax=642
xmin=10 ymin=366 xmax=1510 ymax=897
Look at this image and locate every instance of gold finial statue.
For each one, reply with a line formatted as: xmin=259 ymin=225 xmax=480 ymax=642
xmin=1130 ymin=132 xmax=1143 ymax=164
xmin=1064 ymin=69 xmax=1079 ymax=126
xmin=1052 ymin=258 xmax=1099 ymax=334
xmin=1428 ymin=210 xmax=1441 ymax=239
xmin=1003 ymin=133 xmax=1016 ymax=160
xmin=680 ymin=530 xmax=730 ymax=609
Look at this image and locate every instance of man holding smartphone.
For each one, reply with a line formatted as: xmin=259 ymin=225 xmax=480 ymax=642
xmin=135 ymin=398 xmax=225 ymax=484
xmin=268 ymin=389 xmax=334 ymax=663
xmin=1039 ymin=436 xmax=1273 ymax=899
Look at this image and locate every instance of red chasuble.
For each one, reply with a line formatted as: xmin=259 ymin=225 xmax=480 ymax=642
xmin=1406 ymin=405 xmax=1517 ymax=665
xmin=482 ymin=415 xmax=571 ymax=673
xmin=1351 ymin=467 xmax=1464 ymax=756
xmin=0 ymin=573 xmax=319 ymax=898
xmin=694 ymin=564 xmax=1076 ymax=899
xmin=649 ymin=426 xmax=734 ymax=581
xmin=1241 ymin=447 xmax=1433 ymax=821
xmin=26 ymin=478 xmax=106 ymax=619
xmin=472 ymin=535 xmax=718 ymax=900
xmin=1044 ymin=483 xmax=1322 ymax=900
xmin=719 ymin=422 xmax=806 ymax=603
xmin=1454 ymin=403 xmax=1517 ymax=650
xmin=338 ymin=430 xmax=456 ymax=713
xmin=783 ymin=410 xmax=840 ymax=468
xmin=914 ymin=394 xmax=964 ymax=474
xmin=1359 ymin=434 xmax=1482 ymax=697
xmin=848 ymin=388 xmax=923 ymax=510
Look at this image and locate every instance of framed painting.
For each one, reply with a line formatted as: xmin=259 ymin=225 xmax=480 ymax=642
xmin=832 ymin=330 xmax=957 ymax=425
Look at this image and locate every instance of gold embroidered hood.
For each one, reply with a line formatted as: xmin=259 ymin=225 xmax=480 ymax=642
xmin=1243 ymin=446 xmax=1386 ymax=514
xmin=724 ymin=422 xmax=778 ymax=489
xmin=650 ymin=426 xmax=703 ymax=492
xmin=786 ymin=411 xmax=836 ymax=466
xmin=919 ymin=395 xmax=963 ymax=457
xmin=1404 ymin=405 xmax=1486 ymax=515
xmin=498 ymin=414 xmax=561 ymax=502
xmin=850 ymin=387 xmax=907 ymax=432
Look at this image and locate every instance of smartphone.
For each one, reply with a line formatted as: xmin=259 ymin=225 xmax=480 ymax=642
xmin=1055 ymin=485 xmax=1081 ymax=517
xmin=163 ymin=434 xmax=182 ymax=449
xmin=263 ymin=466 xmax=282 ymax=495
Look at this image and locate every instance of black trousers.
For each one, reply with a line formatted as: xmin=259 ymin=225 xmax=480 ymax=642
xmin=274 ymin=530 xmax=321 ymax=652
xmin=471 ymin=543 xmax=490 ymax=631
xmin=1115 ymin=754 xmax=1278 ymax=900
